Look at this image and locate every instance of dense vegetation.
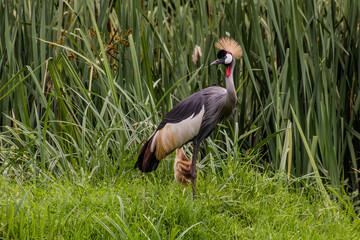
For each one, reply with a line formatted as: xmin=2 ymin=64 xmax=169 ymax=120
xmin=1 ymin=165 xmax=359 ymax=239
xmin=0 ymin=0 xmax=359 ymax=238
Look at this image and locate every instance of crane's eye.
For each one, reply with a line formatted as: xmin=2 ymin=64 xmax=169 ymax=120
xmin=224 ymin=54 xmax=233 ymax=64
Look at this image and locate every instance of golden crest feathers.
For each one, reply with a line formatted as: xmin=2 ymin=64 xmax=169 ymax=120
xmin=215 ymin=38 xmax=242 ymax=59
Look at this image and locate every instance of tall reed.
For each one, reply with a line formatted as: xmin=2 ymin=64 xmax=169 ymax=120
xmin=0 ymin=0 xmax=359 ymax=203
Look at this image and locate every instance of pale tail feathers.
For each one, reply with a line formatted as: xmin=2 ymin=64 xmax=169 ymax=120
xmin=174 ymin=147 xmax=192 ymax=186
xmin=156 ymin=106 xmax=205 ymax=160
xmin=136 ymin=106 xmax=204 ymax=173
xmin=135 ymin=133 xmax=159 ymax=172
xmin=135 ymin=128 xmax=179 ymax=172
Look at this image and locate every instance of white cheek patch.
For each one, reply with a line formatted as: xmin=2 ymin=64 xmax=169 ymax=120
xmin=224 ymin=54 xmax=233 ymax=64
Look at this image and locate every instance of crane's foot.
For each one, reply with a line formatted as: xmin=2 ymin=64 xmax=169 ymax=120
xmin=191 ymin=172 xmax=197 ymax=200
xmin=192 ymin=179 xmax=197 ymax=200
xmin=190 ymin=143 xmax=199 ymax=200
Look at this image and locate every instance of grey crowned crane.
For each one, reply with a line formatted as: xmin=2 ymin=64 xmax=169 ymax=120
xmin=135 ymin=38 xmax=242 ymax=199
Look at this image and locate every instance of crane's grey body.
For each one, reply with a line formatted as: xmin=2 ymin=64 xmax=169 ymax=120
xmin=158 ymin=59 xmax=237 ymax=147
xmin=135 ymin=38 xmax=241 ymax=199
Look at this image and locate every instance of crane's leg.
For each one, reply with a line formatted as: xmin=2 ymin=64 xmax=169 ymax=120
xmin=190 ymin=143 xmax=200 ymax=200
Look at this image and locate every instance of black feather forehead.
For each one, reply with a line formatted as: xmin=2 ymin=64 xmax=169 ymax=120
xmin=215 ymin=38 xmax=242 ymax=59
xmin=217 ymin=49 xmax=227 ymax=59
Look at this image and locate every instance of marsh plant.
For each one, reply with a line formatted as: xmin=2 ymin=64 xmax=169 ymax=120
xmin=0 ymin=0 xmax=359 ymax=238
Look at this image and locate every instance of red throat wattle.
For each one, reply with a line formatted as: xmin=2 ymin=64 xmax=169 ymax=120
xmin=226 ymin=66 xmax=231 ymax=77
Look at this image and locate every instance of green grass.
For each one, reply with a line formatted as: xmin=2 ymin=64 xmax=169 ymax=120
xmin=1 ymin=163 xmax=358 ymax=239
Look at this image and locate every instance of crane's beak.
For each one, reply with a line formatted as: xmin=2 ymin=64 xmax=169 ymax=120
xmin=210 ymin=58 xmax=225 ymax=66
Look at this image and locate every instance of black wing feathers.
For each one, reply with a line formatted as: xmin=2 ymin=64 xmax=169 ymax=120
xmin=158 ymin=91 xmax=206 ymax=130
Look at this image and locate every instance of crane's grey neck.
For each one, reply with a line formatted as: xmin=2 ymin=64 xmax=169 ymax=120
xmin=226 ymin=60 xmax=237 ymax=106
